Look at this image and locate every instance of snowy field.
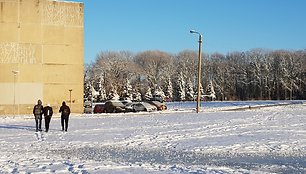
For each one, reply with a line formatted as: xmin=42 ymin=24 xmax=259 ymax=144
xmin=1 ymin=101 xmax=306 ymax=174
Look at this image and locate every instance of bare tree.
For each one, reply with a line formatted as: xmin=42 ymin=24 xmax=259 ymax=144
xmin=95 ymin=51 xmax=138 ymax=97
xmin=84 ymin=48 xmax=306 ymax=102
xmin=134 ymin=50 xmax=173 ymax=88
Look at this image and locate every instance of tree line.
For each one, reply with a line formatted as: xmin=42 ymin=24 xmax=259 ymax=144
xmin=84 ymin=48 xmax=306 ymax=102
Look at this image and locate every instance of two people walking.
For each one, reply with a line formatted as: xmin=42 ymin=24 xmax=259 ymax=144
xmin=33 ymin=100 xmax=70 ymax=132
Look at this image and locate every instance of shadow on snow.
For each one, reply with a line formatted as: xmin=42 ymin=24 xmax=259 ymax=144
xmin=55 ymin=146 xmax=306 ymax=173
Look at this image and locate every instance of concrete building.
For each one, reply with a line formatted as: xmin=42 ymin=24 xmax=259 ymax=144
xmin=0 ymin=0 xmax=84 ymax=115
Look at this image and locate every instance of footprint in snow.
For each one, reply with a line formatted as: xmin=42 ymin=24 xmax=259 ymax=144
xmin=58 ymin=132 xmax=66 ymax=140
xmin=63 ymin=161 xmax=74 ymax=171
xmin=35 ymin=132 xmax=46 ymax=141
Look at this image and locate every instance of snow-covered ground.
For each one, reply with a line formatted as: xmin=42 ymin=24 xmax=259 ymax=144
xmin=1 ymin=101 xmax=306 ymax=173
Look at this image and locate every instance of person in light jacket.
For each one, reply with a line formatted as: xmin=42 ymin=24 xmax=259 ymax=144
xmin=43 ymin=103 xmax=53 ymax=132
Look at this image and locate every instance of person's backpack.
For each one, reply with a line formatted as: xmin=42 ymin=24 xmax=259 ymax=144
xmin=34 ymin=105 xmax=42 ymax=115
xmin=63 ymin=107 xmax=70 ymax=116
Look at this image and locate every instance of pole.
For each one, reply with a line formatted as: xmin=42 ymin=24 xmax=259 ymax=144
xmin=13 ymin=74 xmax=16 ymax=116
xmin=69 ymin=89 xmax=72 ymax=109
xmin=196 ymin=34 xmax=202 ymax=113
xmin=12 ymin=70 xmax=19 ymax=116
xmin=190 ymin=30 xmax=203 ymax=113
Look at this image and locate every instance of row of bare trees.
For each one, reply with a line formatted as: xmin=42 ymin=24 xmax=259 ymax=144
xmin=84 ymin=48 xmax=306 ymax=102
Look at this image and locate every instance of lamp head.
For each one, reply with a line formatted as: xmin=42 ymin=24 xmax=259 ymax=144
xmin=190 ymin=30 xmax=196 ymax=34
xmin=190 ymin=30 xmax=202 ymax=36
xmin=12 ymin=70 xmax=19 ymax=75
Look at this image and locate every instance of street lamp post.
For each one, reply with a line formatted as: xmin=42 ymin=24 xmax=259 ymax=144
xmin=12 ymin=70 xmax=19 ymax=116
xmin=69 ymin=89 xmax=73 ymax=109
xmin=190 ymin=30 xmax=202 ymax=113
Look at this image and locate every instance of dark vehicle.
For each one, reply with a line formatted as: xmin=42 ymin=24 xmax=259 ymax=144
xmin=133 ymin=102 xmax=157 ymax=112
xmin=93 ymin=103 xmax=105 ymax=113
xmin=104 ymin=100 xmax=126 ymax=113
xmin=148 ymin=100 xmax=167 ymax=110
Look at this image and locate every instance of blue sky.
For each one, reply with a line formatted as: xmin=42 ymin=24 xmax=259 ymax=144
xmin=80 ymin=0 xmax=306 ymax=63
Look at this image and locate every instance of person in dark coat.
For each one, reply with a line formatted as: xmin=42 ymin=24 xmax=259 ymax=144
xmin=33 ymin=99 xmax=43 ymax=132
xmin=43 ymin=103 xmax=53 ymax=132
xmin=59 ymin=101 xmax=70 ymax=132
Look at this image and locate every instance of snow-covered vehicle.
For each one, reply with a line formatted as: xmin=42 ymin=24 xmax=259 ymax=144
xmin=132 ymin=102 xmax=157 ymax=112
xmin=147 ymin=94 xmax=167 ymax=110
xmin=83 ymin=101 xmax=92 ymax=113
xmin=120 ymin=100 xmax=137 ymax=112
xmin=148 ymin=100 xmax=167 ymax=110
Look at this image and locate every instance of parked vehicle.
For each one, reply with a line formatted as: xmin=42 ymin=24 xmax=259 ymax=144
xmin=93 ymin=103 xmax=105 ymax=113
xmin=104 ymin=100 xmax=126 ymax=113
xmin=148 ymin=100 xmax=167 ymax=110
xmin=133 ymin=102 xmax=157 ymax=112
xmin=121 ymin=100 xmax=132 ymax=105
xmin=121 ymin=100 xmax=135 ymax=112
xmin=84 ymin=101 xmax=92 ymax=113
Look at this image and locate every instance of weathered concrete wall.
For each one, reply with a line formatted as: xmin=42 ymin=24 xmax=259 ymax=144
xmin=0 ymin=0 xmax=84 ymax=115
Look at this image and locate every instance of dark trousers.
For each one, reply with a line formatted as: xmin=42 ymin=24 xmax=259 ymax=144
xmin=61 ymin=116 xmax=69 ymax=131
xmin=44 ymin=116 xmax=51 ymax=132
xmin=35 ymin=116 xmax=42 ymax=131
